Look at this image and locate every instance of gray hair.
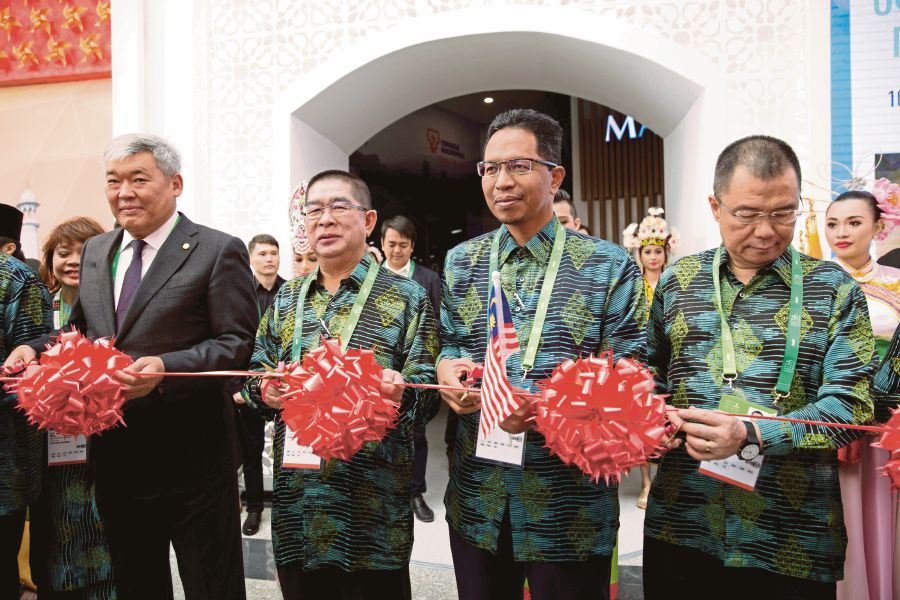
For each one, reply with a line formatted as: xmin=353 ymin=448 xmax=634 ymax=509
xmin=103 ymin=133 xmax=182 ymax=179
xmin=712 ymin=135 xmax=801 ymax=197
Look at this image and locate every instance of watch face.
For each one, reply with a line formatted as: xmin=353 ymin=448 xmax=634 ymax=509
xmin=740 ymin=444 xmax=760 ymax=461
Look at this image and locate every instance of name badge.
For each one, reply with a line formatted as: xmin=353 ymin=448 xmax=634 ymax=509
xmin=475 ymin=414 xmax=525 ymax=467
xmin=282 ymin=422 xmax=322 ymax=470
xmin=698 ymin=394 xmax=776 ymax=491
xmin=48 ymin=431 xmax=87 ymax=466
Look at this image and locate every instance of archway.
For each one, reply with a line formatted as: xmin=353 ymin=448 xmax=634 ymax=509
xmin=269 ymin=7 xmax=729 ymax=256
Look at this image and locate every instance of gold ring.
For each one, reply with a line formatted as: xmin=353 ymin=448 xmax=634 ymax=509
xmin=705 ymin=440 xmax=711 ymax=453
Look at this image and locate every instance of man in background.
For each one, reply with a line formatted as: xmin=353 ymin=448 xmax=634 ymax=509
xmin=552 ymin=189 xmax=582 ymax=231
xmin=381 ymin=215 xmax=441 ymax=522
xmin=233 ymin=234 xmax=285 ymax=536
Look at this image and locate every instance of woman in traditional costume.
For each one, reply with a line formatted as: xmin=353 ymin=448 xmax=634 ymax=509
xmin=622 ymin=207 xmax=678 ymax=509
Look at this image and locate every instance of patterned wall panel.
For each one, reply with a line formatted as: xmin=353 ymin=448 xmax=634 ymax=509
xmin=203 ymin=1 xmax=809 ymax=244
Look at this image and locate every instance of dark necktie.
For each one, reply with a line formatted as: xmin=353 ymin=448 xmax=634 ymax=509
xmin=116 ymin=239 xmax=146 ymax=329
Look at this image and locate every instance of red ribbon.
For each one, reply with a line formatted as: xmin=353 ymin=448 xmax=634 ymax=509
xmin=533 ymin=352 xmax=668 ymax=484
xmin=8 ymin=330 xmax=132 ymax=436
xmin=872 ymin=407 xmax=900 ymax=489
xmin=279 ymin=337 xmax=399 ymax=462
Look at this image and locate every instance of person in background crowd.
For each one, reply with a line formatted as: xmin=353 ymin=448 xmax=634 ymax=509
xmin=380 ymin=215 xmax=442 ymax=523
xmin=292 ymin=249 xmax=317 ymax=277
xmin=577 ymin=224 xmax=591 ymax=236
xmin=243 ymin=170 xmax=438 ymax=600
xmin=644 ymin=135 xmax=876 ymax=600
xmin=824 ymin=189 xmax=900 ymax=600
xmin=0 ymin=204 xmax=28 ymax=263
xmin=29 ymin=217 xmax=117 ymax=599
xmin=232 ymin=234 xmax=286 ymax=537
xmin=622 ymin=207 xmax=679 ymax=509
xmin=0 ymin=209 xmax=51 ymax=600
xmin=5 ymin=133 xmax=257 ymax=600
xmin=438 ymin=109 xmax=646 ymax=600
xmin=552 ymin=189 xmax=581 ymax=231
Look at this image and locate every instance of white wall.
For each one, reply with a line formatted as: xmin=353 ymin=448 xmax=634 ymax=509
xmin=112 ymin=1 xmax=830 ymax=267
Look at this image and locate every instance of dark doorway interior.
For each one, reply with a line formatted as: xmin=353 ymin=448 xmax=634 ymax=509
xmin=350 ymin=90 xmax=572 ymax=273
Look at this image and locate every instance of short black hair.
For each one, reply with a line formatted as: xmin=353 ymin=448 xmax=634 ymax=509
xmin=248 ymin=233 xmax=279 ymax=253
xmin=713 ymin=135 xmax=801 ymax=198
xmin=553 ymin=189 xmax=577 ymax=219
xmin=306 ymin=169 xmax=372 ymax=209
xmin=828 ymin=190 xmax=882 ymax=221
xmin=381 ymin=215 xmax=417 ymax=244
xmin=0 ymin=236 xmax=25 ymax=262
xmin=484 ymin=109 xmax=563 ymax=165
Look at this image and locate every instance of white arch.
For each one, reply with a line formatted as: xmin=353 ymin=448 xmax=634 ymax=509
xmin=271 ymin=6 xmax=730 ymax=255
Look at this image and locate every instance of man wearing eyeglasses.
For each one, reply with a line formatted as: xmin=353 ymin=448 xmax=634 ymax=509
xmin=437 ymin=109 xmax=647 ymax=600
xmin=241 ymin=170 xmax=439 ymax=600
xmin=643 ymin=135 xmax=876 ymax=599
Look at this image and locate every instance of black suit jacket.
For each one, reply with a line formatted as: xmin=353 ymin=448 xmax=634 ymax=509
xmin=411 ymin=263 xmax=441 ymax=322
xmin=30 ymin=213 xmax=257 ymax=498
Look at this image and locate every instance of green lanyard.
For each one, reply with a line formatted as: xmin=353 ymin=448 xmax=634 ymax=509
xmin=712 ymin=246 xmax=803 ymax=403
xmin=111 ymin=214 xmax=182 ymax=280
xmin=290 ymin=258 xmax=380 ymax=361
xmin=488 ymin=222 xmax=566 ymax=376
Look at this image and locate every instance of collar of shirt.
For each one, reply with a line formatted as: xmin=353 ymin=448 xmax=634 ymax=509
xmin=119 ymin=209 xmax=179 ymax=252
xmin=310 ymin=252 xmax=374 ymax=296
xmin=715 ymin=243 xmax=794 ymax=287
xmin=497 ymin=215 xmax=560 ymax=267
xmin=255 ymin=275 xmax=285 ymax=293
xmin=384 ymin=260 xmax=411 ymax=278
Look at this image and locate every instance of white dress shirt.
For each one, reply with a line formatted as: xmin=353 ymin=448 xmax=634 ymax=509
xmin=113 ymin=210 xmax=179 ymax=308
xmin=384 ymin=260 xmax=411 ymax=278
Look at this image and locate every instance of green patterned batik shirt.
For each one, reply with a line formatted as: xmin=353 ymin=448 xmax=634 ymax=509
xmin=873 ymin=323 xmax=900 ymax=422
xmin=243 ymin=253 xmax=438 ymax=572
xmin=439 ymin=216 xmax=647 ymax=562
xmin=1 ymin=252 xmax=52 ymax=516
xmin=645 ymin=245 xmax=876 ymax=583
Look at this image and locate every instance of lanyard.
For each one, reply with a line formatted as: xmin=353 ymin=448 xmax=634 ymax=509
xmin=290 ymin=258 xmax=380 ymax=361
xmin=408 ymin=259 xmax=415 ymax=279
xmin=111 ymin=214 xmax=182 ymax=280
xmin=488 ymin=222 xmax=566 ymax=376
xmin=712 ymin=246 xmax=803 ymax=402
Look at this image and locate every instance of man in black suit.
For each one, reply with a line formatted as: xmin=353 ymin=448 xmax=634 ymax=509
xmin=380 ymin=215 xmax=440 ymax=522
xmin=6 ymin=133 xmax=257 ymax=599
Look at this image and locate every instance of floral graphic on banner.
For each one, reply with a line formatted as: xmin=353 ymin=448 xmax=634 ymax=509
xmin=0 ymin=0 xmax=110 ymax=87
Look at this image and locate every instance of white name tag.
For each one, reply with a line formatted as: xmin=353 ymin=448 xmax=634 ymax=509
xmin=698 ymin=404 xmax=776 ymax=491
xmin=282 ymin=423 xmax=321 ymax=470
xmin=475 ymin=414 xmax=525 ymax=467
xmin=48 ymin=431 xmax=87 ymax=466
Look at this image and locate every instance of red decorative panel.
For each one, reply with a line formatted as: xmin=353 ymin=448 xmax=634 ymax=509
xmin=0 ymin=0 xmax=110 ymax=87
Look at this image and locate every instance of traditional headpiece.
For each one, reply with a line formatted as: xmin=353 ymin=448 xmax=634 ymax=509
xmin=622 ymin=207 xmax=678 ymax=253
xmin=0 ymin=204 xmax=23 ymax=240
xmin=288 ymin=180 xmax=310 ymax=253
xmin=808 ymin=155 xmax=900 ymax=241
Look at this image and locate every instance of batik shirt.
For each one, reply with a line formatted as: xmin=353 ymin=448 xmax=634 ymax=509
xmin=0 ymin=253 xmax=51 ymax=516
xmin=873 ymin=323 xmax=900 ymax=422
xmin=645 ymin=246 xmax=876 ymax=583
xmin=439 ymin=216 xmax=647 ymax=561
xmin=243 ymin=254 xmax=439 ymax=572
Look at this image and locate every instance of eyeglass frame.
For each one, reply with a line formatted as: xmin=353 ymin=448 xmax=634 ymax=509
xmin=301 ymin=200 xmax=369 ymax=222
xmin=714 ymin=194 xmax=805 ymax=226
xmin=476 ymin=157 xmax=558 ymax=178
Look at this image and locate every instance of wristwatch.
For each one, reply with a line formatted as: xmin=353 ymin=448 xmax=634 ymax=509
xmin=738 ymin=420 xmax=761 ymax=461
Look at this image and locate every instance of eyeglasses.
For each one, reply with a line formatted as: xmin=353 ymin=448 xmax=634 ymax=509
xmin=476 ymin=158 xmax=558 ymax=177
xmin=715 ymin=195 xmax=804 ymax=225
xmin=301 ymin=201 xmax=368 ymax=222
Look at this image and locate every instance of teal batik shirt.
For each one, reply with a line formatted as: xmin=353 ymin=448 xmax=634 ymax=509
xmin=0 ymin=253 xmax=52 ymax=516
xmin=439 ymin=216 xmax=647 ymax=561
xmin=873 ymin=323 xmax=900 ymax=422
xmin=645 ymin=246 xmax=877 ymax=583
xmin=243 ymin=254 xmax=439 ymax=572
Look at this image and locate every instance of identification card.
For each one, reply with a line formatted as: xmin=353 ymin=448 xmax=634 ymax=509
xmin=48 ymin=431 xmax=87 ymax=466
xmin=282 ymin=423 xmax=322 ymax=470
xmin=475 ymin=414 xmax=525 ymax=467
xmin=698 ymin=394 xmax=776 ymax=491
